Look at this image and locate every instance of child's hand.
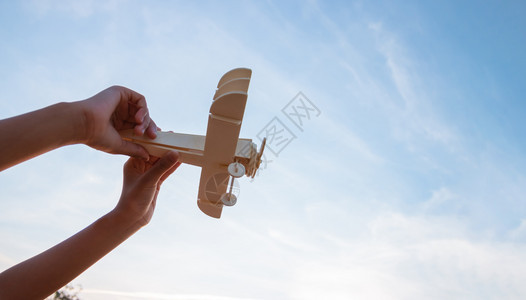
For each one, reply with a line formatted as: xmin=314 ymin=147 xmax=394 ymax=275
xmin=79 ymin=86 xmax=159 ymax=160
xmin=114 ymin=151 xmax=181 ymax=227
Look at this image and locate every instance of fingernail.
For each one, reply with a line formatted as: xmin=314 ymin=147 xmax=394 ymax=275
xmin=166 ymin=151 xmax=179 ymax=164
xmin=140 ymin=151 xmax=149 ymax=161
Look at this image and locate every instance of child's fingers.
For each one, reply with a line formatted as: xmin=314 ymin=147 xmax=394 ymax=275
xmin=142 ymin=151 xmax=179 ymax=185
xmin=159 ymin=161 xmax=182 ymax=186
xmin=117 ymin=139 xmax=150 ymax=160
xmin=145 ymin=120 xmax=158 ymax=139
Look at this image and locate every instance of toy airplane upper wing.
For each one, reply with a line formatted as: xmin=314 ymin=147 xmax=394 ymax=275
xmin=120 ymin=68 xmax=265 ymax=218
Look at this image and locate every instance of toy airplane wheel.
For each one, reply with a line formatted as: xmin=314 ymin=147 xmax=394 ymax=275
xmin=228 ymin=162 xmax=245 ymax=178
xmin=220 ymin=193 xmax=237 ymax=206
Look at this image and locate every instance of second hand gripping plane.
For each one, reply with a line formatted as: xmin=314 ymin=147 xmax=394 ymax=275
xmin=120 ymin=68 xmax=266 ymax=218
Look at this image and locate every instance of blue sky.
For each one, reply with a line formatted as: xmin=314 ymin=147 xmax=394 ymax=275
xmin=1 ymin=0 xmax=526 ymax=299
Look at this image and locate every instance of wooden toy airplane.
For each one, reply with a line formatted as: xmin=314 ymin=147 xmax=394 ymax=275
xmin=120 ymin=68 xmax=265 ymax=218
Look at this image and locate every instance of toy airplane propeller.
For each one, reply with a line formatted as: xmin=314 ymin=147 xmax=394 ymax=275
xmin=120 ymin=68 xmax=265 ymax=218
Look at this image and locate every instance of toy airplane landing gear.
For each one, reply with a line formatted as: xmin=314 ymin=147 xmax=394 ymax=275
xmin=120 ymin=68 xmax=265 ymax=218
xmin=220 ymin=162 xmax=246 ymax=206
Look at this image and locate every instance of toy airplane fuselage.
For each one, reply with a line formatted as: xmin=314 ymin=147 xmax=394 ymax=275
xmin=120 ymin=68 xmax=265 ymax=218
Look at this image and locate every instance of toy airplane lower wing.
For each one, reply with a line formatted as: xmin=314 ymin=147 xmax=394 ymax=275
xmin=120 ymin=68 xmax=265 ymax=218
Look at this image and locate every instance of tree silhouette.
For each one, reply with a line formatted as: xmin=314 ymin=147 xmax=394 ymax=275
xmin=47 ymin=284 xmax=82 ymax=300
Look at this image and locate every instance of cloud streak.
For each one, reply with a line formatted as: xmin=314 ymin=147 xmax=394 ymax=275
xmin=82 ymin=289 xmax=259 ymax=300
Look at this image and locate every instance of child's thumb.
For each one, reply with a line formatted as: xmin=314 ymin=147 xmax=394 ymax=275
xmin=114 ymin=139 xmax=150 ymax=160
xmin=143 ymin=151 xmax=179 ymax=184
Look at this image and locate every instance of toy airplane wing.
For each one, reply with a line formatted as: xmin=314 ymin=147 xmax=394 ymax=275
xmin=197 ymin=69 xmax=250 ymax=217
xmin=120 ymin=68 xmax=265 ymax=218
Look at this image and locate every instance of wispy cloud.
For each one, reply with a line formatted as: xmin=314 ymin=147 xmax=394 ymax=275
xmin=368 ymin=22 xmax=459 ymax=151
xmin=25 ymin=0 xmax=124 ymax=18
xmin=283 ymin=211 xmax=526 ymax=299
xmin=82 ymin=289 xmax=259 ymax=300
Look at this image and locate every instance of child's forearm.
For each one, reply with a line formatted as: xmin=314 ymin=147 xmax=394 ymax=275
xmin=0 ymin=209 xmax=142 ymax=300
xmin=0 ymin=102 xmax=85 ymax=171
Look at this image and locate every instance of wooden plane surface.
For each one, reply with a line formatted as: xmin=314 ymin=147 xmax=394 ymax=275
xmin=120 ymin=68 xmax=264 ymax=218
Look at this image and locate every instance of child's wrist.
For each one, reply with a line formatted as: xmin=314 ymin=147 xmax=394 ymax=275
xmin=107 ymin=206 xmax=147 ymax=233
xmin=53 ymin=101 xmax=88 ymax=146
